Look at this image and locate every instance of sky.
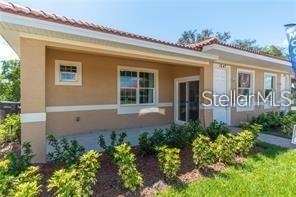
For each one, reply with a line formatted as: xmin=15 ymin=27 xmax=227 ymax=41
xmin=0 ymin=0 xmax=296 ymax=61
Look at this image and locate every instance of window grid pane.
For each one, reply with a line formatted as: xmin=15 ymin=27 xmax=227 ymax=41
xmin=120 ymin=88 xmax=137 ymax=104
xmin=139 ymin=88 xmax=154 ymax=104
xmin=238 ymin=73 xmax=251 ymax=88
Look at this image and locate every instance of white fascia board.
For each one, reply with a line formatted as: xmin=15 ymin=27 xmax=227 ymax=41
xmin=203 ymin=44 xmax=291 ymax=67
xmin=0 ymin=12 xmax=218 ymax=61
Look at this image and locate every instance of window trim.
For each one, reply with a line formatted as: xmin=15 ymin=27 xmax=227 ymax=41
xmin=236 ymin=68 xmax=255 ymax=112
xmin=117 ymin=66 xmax=158 ymax=107
xmin=55 ymin=60 xmax=82 ymax=86
xmin=264 ymin=72 xmax=277 ymax=109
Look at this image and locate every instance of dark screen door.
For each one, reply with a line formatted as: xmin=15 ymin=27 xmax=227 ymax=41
xmin=178 ymin=80 xmax=199 ymax=122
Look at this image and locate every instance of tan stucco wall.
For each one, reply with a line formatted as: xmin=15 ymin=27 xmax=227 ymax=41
xmin=20 ymin=38 xmax=46 ymax=163
xmin=230 ymin=65 xmax=285 ymax=125
xmin=46 ymin=48 xmax=202 ymax=135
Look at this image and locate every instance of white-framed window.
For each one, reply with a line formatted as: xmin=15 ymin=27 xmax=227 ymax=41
xmin=264 ymin=73 xmax=277 ymax=108
xmin=237 ymin=69 xmax=255 ymax=111
xmin=55 ymin=60 xmax=82 ymax=86
xmin=118 ymin=66 xmax=158 ymax=106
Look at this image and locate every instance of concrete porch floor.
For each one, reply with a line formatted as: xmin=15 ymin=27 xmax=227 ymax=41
xmin=47 ymin=124 xmax=171 ymax=154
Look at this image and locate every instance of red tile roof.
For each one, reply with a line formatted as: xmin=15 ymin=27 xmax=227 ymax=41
xmin=0 ymin=1 xmax=290 ymax=62
xmin=187 ymin=37 xmax=289 ymax=61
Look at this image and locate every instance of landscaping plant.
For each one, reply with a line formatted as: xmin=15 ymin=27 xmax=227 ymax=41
xmin=212 ymin=134 xmax=236 ymax=164
xmin=156 ymin=145 xmax=181 ymax=181
xmin=48 ymin=150 xmax=101 ymax=196
xmin=280 ymin=113 xmax=296 ymax=137
xmin=47 ymin=135 xmax=85 ymax=166
xmin=234 ymin=130 xmax=255 ymax=156
xmin=204 ymin=120 xmax=230 ymax=140
xmin=0 ymin=160 xmax=42 ymax=196
xmin=0 ymin=114 xmax=20 ymax=142
xmin=138 ymin=129 xmax=166 ymax=155
xmin=6 ymin=142 xmax=34 ymax=176
xmin=98 ymin=131 xmax=129 ymax=157
xmin=192 ymin=135 xmax=215 ymax=169
xmin=251 ymin=112 xmax=282 ymax=131
xmin=114 ymin=143 xmax=143 ymax=192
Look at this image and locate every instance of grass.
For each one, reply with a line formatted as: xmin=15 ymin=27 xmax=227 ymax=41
xmin=159 ymin=142 xmax=296 ymax=197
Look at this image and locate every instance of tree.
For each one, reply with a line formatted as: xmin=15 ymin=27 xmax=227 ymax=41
xmin=260 ymin=45 xmax=286 ymax=57
xmin=231 ymin=39 xmax=260 ymax=51
xmin=0 ymin=60 xmax=20 ymax=101
xmin=177 ymin=29 xmax=231 ymax=45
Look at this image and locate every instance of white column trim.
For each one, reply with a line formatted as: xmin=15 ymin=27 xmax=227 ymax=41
xmin=20 ymin=113 xmax=46 ymax=123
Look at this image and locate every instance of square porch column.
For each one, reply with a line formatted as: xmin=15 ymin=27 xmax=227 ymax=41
xmin=200 ymin=63 xmax=214 ymax=127
xmin=20 ymin=38 xmax=46 ymax=163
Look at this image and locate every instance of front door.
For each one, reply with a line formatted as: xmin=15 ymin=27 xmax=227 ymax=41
xmin=175 ymin=77 xmax=199 ymax=124
xmin=213 ymin=64 xmax=231 ymax=125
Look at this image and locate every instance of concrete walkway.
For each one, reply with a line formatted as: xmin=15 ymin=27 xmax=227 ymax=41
xmin=230 ymin=126 xmax=296 ymax=149
xmin=258 ymin=133 xmax=296 ymax=149
xmin=47 ymin=124 xmax=170 ymax=154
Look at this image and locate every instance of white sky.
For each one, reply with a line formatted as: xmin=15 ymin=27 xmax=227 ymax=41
xmin=0 ymin=36 xmax=18 ymax=61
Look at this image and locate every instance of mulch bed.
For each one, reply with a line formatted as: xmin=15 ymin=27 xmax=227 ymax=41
xmin=36 ymin=146 xmax=247 ymax=197
xmin=0 ymin=143 xmax=254 ymax=197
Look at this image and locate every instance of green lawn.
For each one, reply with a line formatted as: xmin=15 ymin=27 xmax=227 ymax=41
xmin=159 ymin=142 xmax=296 ymax=197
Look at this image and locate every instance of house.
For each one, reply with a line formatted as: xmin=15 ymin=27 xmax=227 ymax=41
xmin=0 ymin=1 xmax=292 ymax=162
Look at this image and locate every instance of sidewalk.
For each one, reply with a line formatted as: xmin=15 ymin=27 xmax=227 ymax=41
xmin=230 ymin=126 xmax=296 ymax=149
xmin=258 ymin=133 xmax=296 ymax=149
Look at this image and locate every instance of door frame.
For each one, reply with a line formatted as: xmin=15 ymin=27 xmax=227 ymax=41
xmin=174 ymin=75 xmax=200 ymax=125
xmin=213 ymin=63 xmax=231 ymax=125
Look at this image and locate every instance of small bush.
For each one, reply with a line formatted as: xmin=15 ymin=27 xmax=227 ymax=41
xmin=138 ymin=129 xmax=166 ymax=156
xmin=249 ymin=123 xmax=262 ymax=139
xmin=0 ymin=114 xmax=20 ymax=142
xmin=156 ymin=145 xmax=181 ymax=181
xmin=240 ymin=121 xmax=251 ymax=130
xmin=212 ymin=134 xmax=236 ymax=164
xmin=0 ymin=160 xmax=42 ymax=196
xmin=204 ymin=120 xmax=230 ymax=140
xmin=192 ymin=135 xmax=215 ymax=169
xmin=234 ymin=130 xmax=255 ymax=156
xmin=47 ymin=135 xmax=85 ymax=166
xmin=182 ymin=120 xmax=205 ymax=144
xmin=251 ymin=112 xmax=282 ymax=131
xmin=98 ymin=131 xmax=129 ymax=157
xmin=114 ymin=143 xmax=143 ymax=192
xmin=48 ymin=150 xmax=101 ymax=196
xmin=165 ymin=123 xmax=185 ymax=148
xmin=281 ymin=113 xmax=296 ymax=137
xmin=6 ymin=142 xmax=34 ymax=176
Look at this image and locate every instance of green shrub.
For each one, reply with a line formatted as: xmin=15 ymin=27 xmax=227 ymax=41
xmin=280 ymin=113 xmax=296 ymax=137
xmin=192 ymin=135 xmax=215 ymax=169
xmin=182 ymin=120 xmax=205 ymax=144
xmin=138 ymin=129 xmax=166 ymax=156
xmin=165 ymin=123 xmax=185 ymax=148
xmin=212 ymin=134 xmax=236 ymax=164
xmin=47 ymin=135 xmax=85 ymax=166
xmin=204 ymin=120 xmax=230 ymax=140
xmin=240 ymin=121 xmax=251 ymax=130
xmin=0 ymin=114 xmax=20 ymax=142
xmin=98 ymin=131 xmax=129 ymax=157
xmin=251 ymin=112 xmax=282 ymax=131
xmin=156 ymin=145 xmax=181 ymax=181
xmin=114 ymin=143 xmax=143 ymax=192
xmin=234 ymin=130 xmax=255 ymax=156
xmin=249 ymin=123 xmax=262 ymax=139
xmin=0 ymin=160 xmax=42 ymax=196
xmin=6 ymin=142 xmax=34 ymax=176
xmin=48 ymin=150 xmax=101 ymax=196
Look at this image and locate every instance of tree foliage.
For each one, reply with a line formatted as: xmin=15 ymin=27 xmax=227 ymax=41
xmin=177 ymin=29 xmax=286 ymax=58
xmin=0 ymin=60 xmax=20 ymax=101
xmin=177 ymin=29 xmax=231 ymax=45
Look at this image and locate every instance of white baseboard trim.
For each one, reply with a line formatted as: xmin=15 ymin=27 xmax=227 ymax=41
xmin=46 ymin=102 xmax=173 ymax=113
xmin=20 ymin=113 xmax=46 ymax=123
